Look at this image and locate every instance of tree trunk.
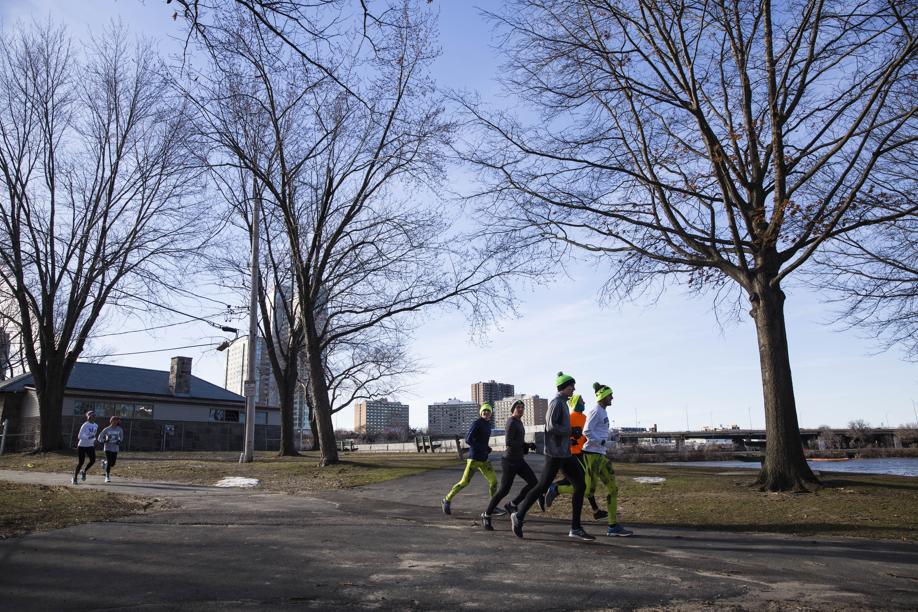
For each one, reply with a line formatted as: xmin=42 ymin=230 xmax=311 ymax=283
xmin=277 ymin=377 xmax=299 ymax=457
xmin=305 ymin=333 xmax=339 ymax=466
xmin=749 ymin=276 xmax=819 ymax=491
xmin=36 ymin=376 xmax=65 ymax=452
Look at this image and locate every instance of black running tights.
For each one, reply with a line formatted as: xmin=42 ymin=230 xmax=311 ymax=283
xmin=516 ymin=455 xmax=586 ymax=530
xmin=75 ymin=447 xmax=96 ymax=478
xmin=485 ymin=457 xmax=537 ymax=516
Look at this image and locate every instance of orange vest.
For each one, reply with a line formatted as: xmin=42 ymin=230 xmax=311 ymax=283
xmin=570 ymin=411 xmax=586 ymax=455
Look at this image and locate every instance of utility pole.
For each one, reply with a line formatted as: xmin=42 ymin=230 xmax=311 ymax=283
xmin=240 ymin=192 xmax=260 ymax=464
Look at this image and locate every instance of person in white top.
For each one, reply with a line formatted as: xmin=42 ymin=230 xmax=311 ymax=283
xmin=72 ymin=410 xmax=99 ymax=485
xmin=582 ymin=382 xmax=633 ymax=537
xmin=97 ymin=416 xmax=125 ymax=483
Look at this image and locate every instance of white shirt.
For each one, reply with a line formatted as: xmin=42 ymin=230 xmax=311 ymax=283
xmin=77 ymin=422 xmax=98 ymax=448
xmin=582 ymin=403 xmax=610 ymax=454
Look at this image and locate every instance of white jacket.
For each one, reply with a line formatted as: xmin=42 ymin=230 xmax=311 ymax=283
xmin=582 ymin=404 xmax=609 ymax=454
xmin=77 ymin=422 xmax=98 ymax=448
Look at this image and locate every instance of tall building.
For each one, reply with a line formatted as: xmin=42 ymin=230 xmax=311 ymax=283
xmin=223 ymin=336 xmax=311 ymax=430
xmin=493 ymin=394 xmax=548 ymax=430
xmin=427 ymin=398 xmax=479 ymax=436
xmin=354 ymin=398 xmax=409 ymax=434
xmin=471 ymin=380 xmax=515 ymax=406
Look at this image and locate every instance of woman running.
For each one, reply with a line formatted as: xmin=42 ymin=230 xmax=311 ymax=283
xmin=72 ymin=410 xmax=98 ymax=485
xmin=98 ymin=416 xmax=125 ymax=483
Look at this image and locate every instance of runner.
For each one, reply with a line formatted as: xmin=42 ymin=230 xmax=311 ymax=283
xmin=98 ymin=416 xmax=125 ymax=483
xmin=72 ymin=410 xmax=98 ymax=485
xmin=544 ymin=393 xmax=608 ymax=519
xmin=510 ymin=372 xmax=594 ymax=541
xmin=442 ymin=403 xmax=498 ymax=515
xmin=583 ymin=382 xmax=633 ymax=536
xmin=480 ymin=399 xmax=543 ymax=530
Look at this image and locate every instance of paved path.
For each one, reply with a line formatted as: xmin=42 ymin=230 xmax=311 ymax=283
xmin=0 ymin=463 xmax=916 ymax=611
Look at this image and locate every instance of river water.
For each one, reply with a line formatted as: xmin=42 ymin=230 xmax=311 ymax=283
xmin=664 ymin=457 xmax=918 ymax=477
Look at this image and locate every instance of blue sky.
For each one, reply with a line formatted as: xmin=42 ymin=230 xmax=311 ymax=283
xmin=3 ymin=0 xmax=916 ymax=431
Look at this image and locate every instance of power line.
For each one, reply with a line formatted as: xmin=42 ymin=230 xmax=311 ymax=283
xmin=92 ymin=318 xmax=200 ymax=338
xmin=93 ymin=342 xmax=217 ymax=358
xmin=113 ymin=292 xmax=241 ymax=334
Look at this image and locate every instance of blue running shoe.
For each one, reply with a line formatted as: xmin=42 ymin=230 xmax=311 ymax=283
xmin=441 ymin=498 xmax=451 ymax=515
xmin=607 ymin=524 xmax=633 ymax=537
xmin=545 ymin=483 xmax=559 ymax=508
xmin=492 ymin=506 xmax=507 ymax=517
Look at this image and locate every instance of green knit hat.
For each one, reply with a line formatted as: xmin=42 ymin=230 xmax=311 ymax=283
xmin=568 ymin=394 xmax=585 ymax=412
xmin=555 ymin=371 xmax=575 ymax=389
xmin=480 ymin=402 xmax=494 ymax=416
xmin=593 ymin=382 xmax=613 ymax=402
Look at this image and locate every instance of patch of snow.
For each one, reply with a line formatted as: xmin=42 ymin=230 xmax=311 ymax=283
xmin=214 ymin=476 xmax=260 ymax=488
xmin=632 ymin=476 xmax=666 ymax=484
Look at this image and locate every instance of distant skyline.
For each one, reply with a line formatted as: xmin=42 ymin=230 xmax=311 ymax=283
xmin=1 ymin=0 xmax=915 ymax=432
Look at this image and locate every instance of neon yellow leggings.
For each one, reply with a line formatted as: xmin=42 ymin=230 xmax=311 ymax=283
xmin=445 ymin=459 xmax=497 ymax=501
xmin=558 ymin=452 xmax=618 ymax=523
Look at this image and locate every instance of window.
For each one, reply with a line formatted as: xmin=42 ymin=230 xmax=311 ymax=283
xmin=210 ymin=409 xmax=241 ymax=422
xmin=73 ymin=401 xmax=154 ymax=419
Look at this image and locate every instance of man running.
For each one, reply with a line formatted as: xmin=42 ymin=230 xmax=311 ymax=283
xmin=442 ymin=403 xmax=498 ymax=515
xmin=510 ymin=372 xmax=594 ymax=541
xmin=72 ymin=410 xmax=98 ymax=485
xmin=545 ymin=393 xmax=608 ymax=520
xmin=583 ymin=382 xmax=633 ymax=536
xmin=98 ymin=416 xmax=125 ymax=483
xmin=480 ymin=399 xmax=543 ymax=530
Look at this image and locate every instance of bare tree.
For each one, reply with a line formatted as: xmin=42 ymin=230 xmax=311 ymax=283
xmin=207 ymin=170 xmax=308 ymax=456
xmin=0 ymin=22 xmax=206 ymax=450
xmin=459 ymin=0 xmax=917 ymax=490
xmin=183 ymin=3 xmax=513 ymax=465
xmin=847 ymin=419 xmax=872 ymax=448
xmin=814 ymin=214 xmax=918 ymax=361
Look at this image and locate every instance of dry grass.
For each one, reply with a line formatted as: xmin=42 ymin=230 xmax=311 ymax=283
xmin=0 ymin=482 xmax=160 ymax=539
xmin=544 ymin=463 xmax=918 ymax=540
xmin=0 ymin=450 xmax=460 ymax=493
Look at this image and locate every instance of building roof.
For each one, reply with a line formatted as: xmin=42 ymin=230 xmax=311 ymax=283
xmin=0 ymin=362 xmax=244 ymax=403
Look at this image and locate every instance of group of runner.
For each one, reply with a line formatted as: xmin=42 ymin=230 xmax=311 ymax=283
xmin=72 ymin=411 xmax=124 ymax=484
xmin=442 ymin=371 xmax=633 ymax=540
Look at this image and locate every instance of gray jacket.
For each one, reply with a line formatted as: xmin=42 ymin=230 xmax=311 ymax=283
xmin=543 ymin=393 xmax=572 ymax=458
xmin=98 ymin=425 xmax=124 ymax=453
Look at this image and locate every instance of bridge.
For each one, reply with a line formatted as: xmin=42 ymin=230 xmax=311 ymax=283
xmin=615 ymin=427 xmax=907 ymax=450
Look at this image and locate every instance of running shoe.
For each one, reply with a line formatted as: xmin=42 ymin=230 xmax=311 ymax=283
xmin=480 ymin=513 xmax=493 ymax=531
xmin=545 ymin=483 xmax=559 ymax=508
xmin=80 ymin=471 xmax=86 ymax=482
xmin=568 ymin=528 xmax=595 ymax=541
xmin=593 ymin=509 xmax=609 ymax=520
xmin=102 ymin=459 xmax=108 ymax=470
xmin=104 ymin=475 xmax=111 ymax=483
xmin=537 ymin=494 xmax=546 ymax=513
xmin=510 ymin=512 xmax=524 ymax=538
xmin=606 ymin=524 xmax=633 ymax=537
xmin=441 ymin=498 xmax=451 ymax=515
xmin=491 ymin=506 xmax=507 ymax=517
xmin=71 ymin=477 xmax=78 ymax=485
xmin=503 ymin=501 xmax=518 ymax=515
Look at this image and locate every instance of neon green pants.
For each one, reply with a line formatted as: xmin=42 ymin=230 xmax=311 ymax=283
xmin=558 ymin=452 xmax=618 ymax=524
xmin=584 ymin=452 xmax=618 ymax=523
xmin=445 ymin=459 xmax=497 ymax=501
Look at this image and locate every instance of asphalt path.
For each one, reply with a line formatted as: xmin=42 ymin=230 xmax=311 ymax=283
xmin=0 ymin=458 xmax=916 ymax=611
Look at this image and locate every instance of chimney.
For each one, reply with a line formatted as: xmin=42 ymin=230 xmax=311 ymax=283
xmin=169 ymin=356 xmax=192 ymax=395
